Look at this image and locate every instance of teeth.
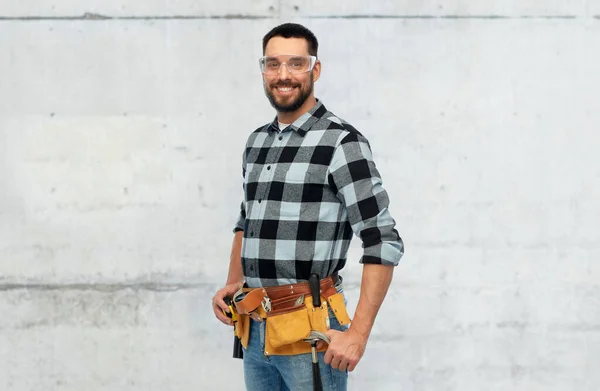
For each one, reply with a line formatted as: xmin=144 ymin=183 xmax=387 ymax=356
xmin=277 ymin=87 xmax=293 ymax=91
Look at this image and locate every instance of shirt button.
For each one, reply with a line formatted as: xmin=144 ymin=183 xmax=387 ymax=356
xmin=278 ymin=136 xmax=283 ymax=141
xmin=267 ymin=166 xmax=271 ymax=170
xmin=250 ymin=231 xmax=254 ymax=237
xmin=258 ymin=199 xmax=262 ymax=203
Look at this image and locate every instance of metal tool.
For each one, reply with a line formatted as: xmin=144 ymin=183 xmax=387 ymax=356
xmin=303 ymin=328 xmax=331 ymax=388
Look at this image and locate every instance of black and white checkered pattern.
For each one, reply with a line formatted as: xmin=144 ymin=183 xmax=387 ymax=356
xmin=234 ymin=100 xmax=404 ymax=288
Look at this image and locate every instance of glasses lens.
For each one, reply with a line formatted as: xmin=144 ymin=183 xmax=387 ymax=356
xmin=259 ymin=57 xmax=277 ymax=74
xmin=287 ymin=57 xmax=309 ymax=73
xmin=260 ymin=56 xmax=314 ymax=74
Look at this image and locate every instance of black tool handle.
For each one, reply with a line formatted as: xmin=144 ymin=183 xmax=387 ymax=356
xmin=311 ymin=340 xmax=323 ymax=391
xmin=233 ymin=335 xmax=243 ymax=359
xmin=312 ymin=362 xmax=323 ymax=391
xmin=309 ymin=273 xmax=321 ymax=308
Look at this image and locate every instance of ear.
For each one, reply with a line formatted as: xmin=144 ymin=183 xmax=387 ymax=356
xmin=312 ymin=60 xmax=321 ymax=82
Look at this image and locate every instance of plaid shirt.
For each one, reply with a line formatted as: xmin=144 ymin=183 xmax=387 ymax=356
xmin=234 ymin=100 xmax=404 ymax=288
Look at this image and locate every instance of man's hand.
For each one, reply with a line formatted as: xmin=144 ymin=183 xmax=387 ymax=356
xmin=320 ymin=264 xmax=394 ymax=371
xmin=212 ymin=283 xmax=241 ymax=326
xmin=322 ymin=328 xmax=368 ymax=372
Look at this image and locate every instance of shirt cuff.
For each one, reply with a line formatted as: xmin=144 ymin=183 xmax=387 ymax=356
xmin=360 ymin=240 xmax=404 ymax=266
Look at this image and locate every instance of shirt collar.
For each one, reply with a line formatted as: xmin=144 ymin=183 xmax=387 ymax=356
xmin=267 ymin=99 xmax=328 ymax=137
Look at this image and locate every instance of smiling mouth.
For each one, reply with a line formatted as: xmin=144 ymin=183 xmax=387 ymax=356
xmin=274 ymin=85 xmax=297 ymax=93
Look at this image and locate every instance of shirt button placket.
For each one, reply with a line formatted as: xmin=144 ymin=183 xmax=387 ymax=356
xmin=259 ymin=164 xmax=273 ymax=218
xmin=258 ymin=134 xmax=278 ymax=229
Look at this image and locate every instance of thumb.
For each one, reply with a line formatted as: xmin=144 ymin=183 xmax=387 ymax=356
xmin=318 ymin=330 xmax=337 ymax=350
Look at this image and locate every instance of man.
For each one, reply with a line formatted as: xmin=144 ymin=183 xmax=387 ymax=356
xmin=212 ymin=23 xmax=404 ymax=390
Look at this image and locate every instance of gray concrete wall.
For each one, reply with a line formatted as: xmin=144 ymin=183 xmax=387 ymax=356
xmin=1 ymin=1 xmax=599 ymax=390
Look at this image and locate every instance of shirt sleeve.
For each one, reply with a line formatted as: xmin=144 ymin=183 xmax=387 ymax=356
xmin=327 ymin=131 xmax=404 ymax=266
xmin=233 ymin=150 xmax=247 ymax=233
xmin=233 ymin=200 xmax=246 ymax=233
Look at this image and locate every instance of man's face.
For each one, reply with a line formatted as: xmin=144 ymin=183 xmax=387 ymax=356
xmin=262 ymin=37 xmax=320 ymax=114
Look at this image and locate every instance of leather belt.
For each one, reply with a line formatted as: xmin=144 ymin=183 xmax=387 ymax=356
xmin=233 ymin=274 xmax=339 ymax=321
xmin=262 ymin=274 xmax=338 ymax=301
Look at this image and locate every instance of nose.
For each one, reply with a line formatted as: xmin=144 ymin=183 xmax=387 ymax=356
xmin=277 ymin=63 xmax=291 ymax=80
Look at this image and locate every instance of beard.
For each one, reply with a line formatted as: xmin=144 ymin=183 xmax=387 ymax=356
xmin=264 ymin=75 xmax=314 ymax=113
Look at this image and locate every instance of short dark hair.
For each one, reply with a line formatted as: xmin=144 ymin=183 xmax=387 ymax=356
xmin=262 ymin=23 xmax=319 ymax=56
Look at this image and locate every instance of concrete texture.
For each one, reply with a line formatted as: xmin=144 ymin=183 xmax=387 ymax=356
xmin=1 ymin=1 xmax=599 ymax=390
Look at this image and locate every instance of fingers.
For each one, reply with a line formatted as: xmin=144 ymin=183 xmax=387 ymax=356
xmin=324 ymin=345 xmax=334 ymax=365
xmin=325 ymin=349 xmax=348 ymax=371
xmin=212 ymin=289 xmax=234 ymax=326
xmin=339 ymin=349 xmax=360 ymax=372
xmin=342 ymin=345 xmax=360 ymax=372
xmin=323 ymin=329 xmax=339 ymax=365
xmin=213 ymin=283 xmax=242 ymax=326
xmin=347 ymin=359 xmax=358 ymax=372
xmin=323 ymin=330 xmax=361 ymax=372
xmin=336 ymin=353 xmax=356 ymax=372
xmin=213 ymin=293 xmax=229 ymax=314
xmin=328 ymin=352 xmax=357 ymax=372
xmin=212 ymin=302 xmax=233 ymax=326
xmin=213 ymin=305 xmax=233 ymax=325
xmin=330 ymin=354 xmax=343 ymax=370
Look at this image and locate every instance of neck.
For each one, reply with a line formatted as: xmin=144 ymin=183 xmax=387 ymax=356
xmin=277 ymin=96 xmax=317 ymax=124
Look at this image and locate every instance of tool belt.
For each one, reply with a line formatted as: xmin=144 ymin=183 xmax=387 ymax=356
xmin=230 ymin=275 xmax=351 ymax=356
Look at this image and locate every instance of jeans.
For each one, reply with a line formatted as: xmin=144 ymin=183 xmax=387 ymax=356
xmin=242 ymin=285 xmax=349 ymax=391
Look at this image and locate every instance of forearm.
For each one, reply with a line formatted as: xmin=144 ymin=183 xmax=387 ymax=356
xmin=349 ymin=264 xmax=394 ymax=340
xmin=225 ymin=230 xmax=244 ymax=285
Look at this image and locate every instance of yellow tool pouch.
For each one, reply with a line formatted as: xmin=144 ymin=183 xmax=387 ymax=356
xmin=264 ymin=295 xmax=331 ymax=356
xmin=305 ymin=295 xmax=329 ymax=332
xmin=265 ymin=305 xmax=311 ymax=348
xmin=234 ymin=313 xmax=251 ymax=349
xmin=326 ymin=292 xmax=352 ymax=326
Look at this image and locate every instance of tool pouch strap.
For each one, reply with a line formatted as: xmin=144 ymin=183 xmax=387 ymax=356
xmin=233 ymin=287 xmax=267 ymax=315
xmin=325 ymin=291 xmax=352 ymax=326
